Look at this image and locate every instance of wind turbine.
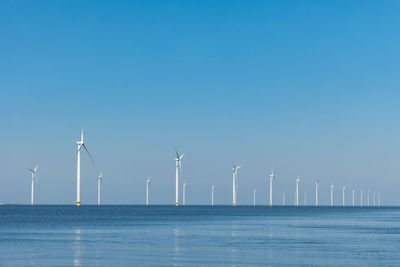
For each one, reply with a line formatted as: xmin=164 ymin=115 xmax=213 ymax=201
xmin=232 ymin=162 xmax=241 ymax=206
xmin=76 ymin=127 xmax=94 ymax=206
xmin=27 ymin=164 xmax=39 ymax=205
xmin=282 ymin=191 xmax=286 ymax=206
xmin=304 ymin=192 xmax=307 ymax=206
xmin=342 ymin=186 xmax=346 ymax=206
xmin=175 ymin=150 xmax=184 ymax=206
xmin=268 ymin=170 xmax=275 ymax=206
xmin=352 ymin=189 xmax=355 ymax=206
xmin=211 ymin=185 xmax=215 ymax=206
xmin=315 ymin=180 xmax=319 ymax=207
xmin=295 ymin=177 xmax=300 ymax=206
xmin=330 ymin=184 xmax=334 ymax=206
xmin=97 ymin=171 xmax=102 ymax=206
xmin=367 ymin=190 xmax=370 ymax=206
xmin=253 ymin=189 xmax=256 ymax=206
xmin=183 ymin=182 xmax=187 ymax=206
xmin=146 ymin=178 xmax=150 ymax=206
xmin=360 ymin=190 xmax=363 ymax=207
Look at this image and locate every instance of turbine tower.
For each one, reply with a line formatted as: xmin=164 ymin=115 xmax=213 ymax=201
xmin=146 ymin=178 xmax=150 ymax=206
xmin=352 ymin=189 xmax=355 ymax=206
xmin=27 ymin=164 xmax=39 ymax=206
xmin=330 ymin=184 xmax=334 ymax=206
xmin=97 ymin=171 xmax=102 ymax=206
xmin=269 ymin=170 xmax=274 ymax=206
xmin=282 ymin=191 xmax=286 ymax=206
xmin=342 ymin=186 xmax=346 ymax=206
xmin=304 ymin=192 xmax=307 ymax=206
xmin=232 ymin=162 xmax=241 ymax=206
xmin=315 ymin=180 xmax=319 ymax=207
xmin=76 ymin=127 xmax=94 ymax=206
xmin=253 ymin=189 xmax=256 ymax=206
xmin=211 ymin=185 xmax=215 ymax=206
xmin=360 ymin=190 xmax=363 ymax=207
xmin=295 ymin=177 xmax=300 ymax=206
xmin=175 ymin=150 xmax=184 ymax=206
xmin=367 ymin=190 xmax=370 ymax=206
xmin=183 ymin=182 xmax=187 ymax=206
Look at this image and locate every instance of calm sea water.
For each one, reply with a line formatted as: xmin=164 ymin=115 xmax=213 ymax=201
xmin=0 ymin=205 xmax=399 ymax=266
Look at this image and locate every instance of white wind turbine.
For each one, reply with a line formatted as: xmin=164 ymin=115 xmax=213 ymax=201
xmin=282 ymin=191 xmax=286 ymax=206
xmin=342 ymin=186 xmax=346 ymax=206
xmin=146 ymin=178 xmax=150 ymax=206
xmin=175 ymin=150 xmax=184 ymax=206
xmin=367 ymin=190 xmax=370 ymax=206
xmin=352 ymin=189 xmax=355 ymax=206
xmin=211 ymin=185 xmax=215 ymax=206
xmin=97 ymin=171 xmax=102 ymax=206
xmin=253 ymin=189 xmax=256 ymax=206
xmin=76 ymin=127 xmax=94 ymax=206
xmin=232 ymin=162 xmax=241 ymax=206
xmin=268 ymin=170 xmax=275 ymax=206
xmin=295 ymin=177 xmax=300 ymax=206
xmin=27 ymin=164 xmax=39 ymax=206
xmin=360 ymin=190 xmax=364 ymax=207
xmin=315 ymin=180 xmax=319 ymax=207
xmin=183 ymin=182 xmax=187 ymax=206
xmin=330 ymin=184 xmax=334 ymax=206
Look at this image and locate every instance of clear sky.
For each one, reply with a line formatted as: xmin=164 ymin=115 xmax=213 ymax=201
xmin=0 ymin=1 xmax=399 ymax=205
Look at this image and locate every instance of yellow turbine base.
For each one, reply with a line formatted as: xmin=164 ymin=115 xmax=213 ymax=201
xmin=269 ymin=204 xmax=272 ymax=207
xmin=233 ymin=203 xmax=236 ymax=207
xmin=76 ymin=202 xmax=81 ymax=206
xmin=31 ymin=203 xmax=34 ymax=206
xmin=175 ymin=202 xmax=179 ymax=206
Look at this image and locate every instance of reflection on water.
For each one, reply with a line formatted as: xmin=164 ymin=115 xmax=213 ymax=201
xmin=73 ymin=229 xmax=81 ymax=267
xmin=0 ymin=206 xmax=399 ymax=266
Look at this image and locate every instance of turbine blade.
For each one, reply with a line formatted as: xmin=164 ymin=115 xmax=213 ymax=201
xmin=28 ymin=168 xmax=34 ymax=173
xmin=34 ymin=164 xmax=39 ymax=173
xmin=82 ymin=144 xmax=94 ymax=163
xmin=81 ymin=126 xmax=84 ymax=142
xmin=175 ymin=149 xmax=179 ymax=159
xmin=180 ymin=153 xmax=184 ymax=160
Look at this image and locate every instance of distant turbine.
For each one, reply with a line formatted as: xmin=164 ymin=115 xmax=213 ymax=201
xmin=342 ymin=186 xmax=346 ymax=206
xmin=373 ymin=192 xmax=376 ymax=207
xmin=330 ymin=184 xmax=334 ymax=206
xmin=211 ymin=185 xmax=215 ymax=206
xmin=175 ymin=150 xmax=184 ymax=206
xmin=378 ymin=193 xmax=381 ymax=207
xmin=27 ymin=164 xmax=39 ymax=205
xmin=367 ymin=190 xmax=370 ymax=206
xmin=76 ymin=127 xmax=94 ymax=206
xmin=295 ymin=177 xmax=300 ymax=206
xmin=360 ymin=190 xmax=364 ymax=207
xmin=146 ymin=178 xmax=150 ymax=206
xmin=282 ymin=191 xmax=286 ymax=206
xmin=183 ymin=182 xmax=187 ymax=206
xmin=315 ymin=180 xmax=319 ymax=207
xmin=304 ymin=192 xmax=307 ymax=206
xmin=232 ymin=162 xmax=241 ymax=206
xmin=253 ymin=189 xmax=256 ymax=206
xmin=352 ymin=189 xmax=355 ymax=206
xmin=97 ymin=171 xmax=102 ymax=206
xmin=268 ymin=170 xmax=275 ymax=206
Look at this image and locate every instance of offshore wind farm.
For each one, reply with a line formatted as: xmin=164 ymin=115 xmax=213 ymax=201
xmin=1 ymin=1 xmax=400 ymax=266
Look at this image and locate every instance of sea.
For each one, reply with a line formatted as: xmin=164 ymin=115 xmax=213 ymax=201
xmin=0 ymin=205 xmax=399 ymax=266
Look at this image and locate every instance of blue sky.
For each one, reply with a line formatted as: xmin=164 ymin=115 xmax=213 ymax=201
xmin=0 ymin=1 xmax=399 ymax=205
